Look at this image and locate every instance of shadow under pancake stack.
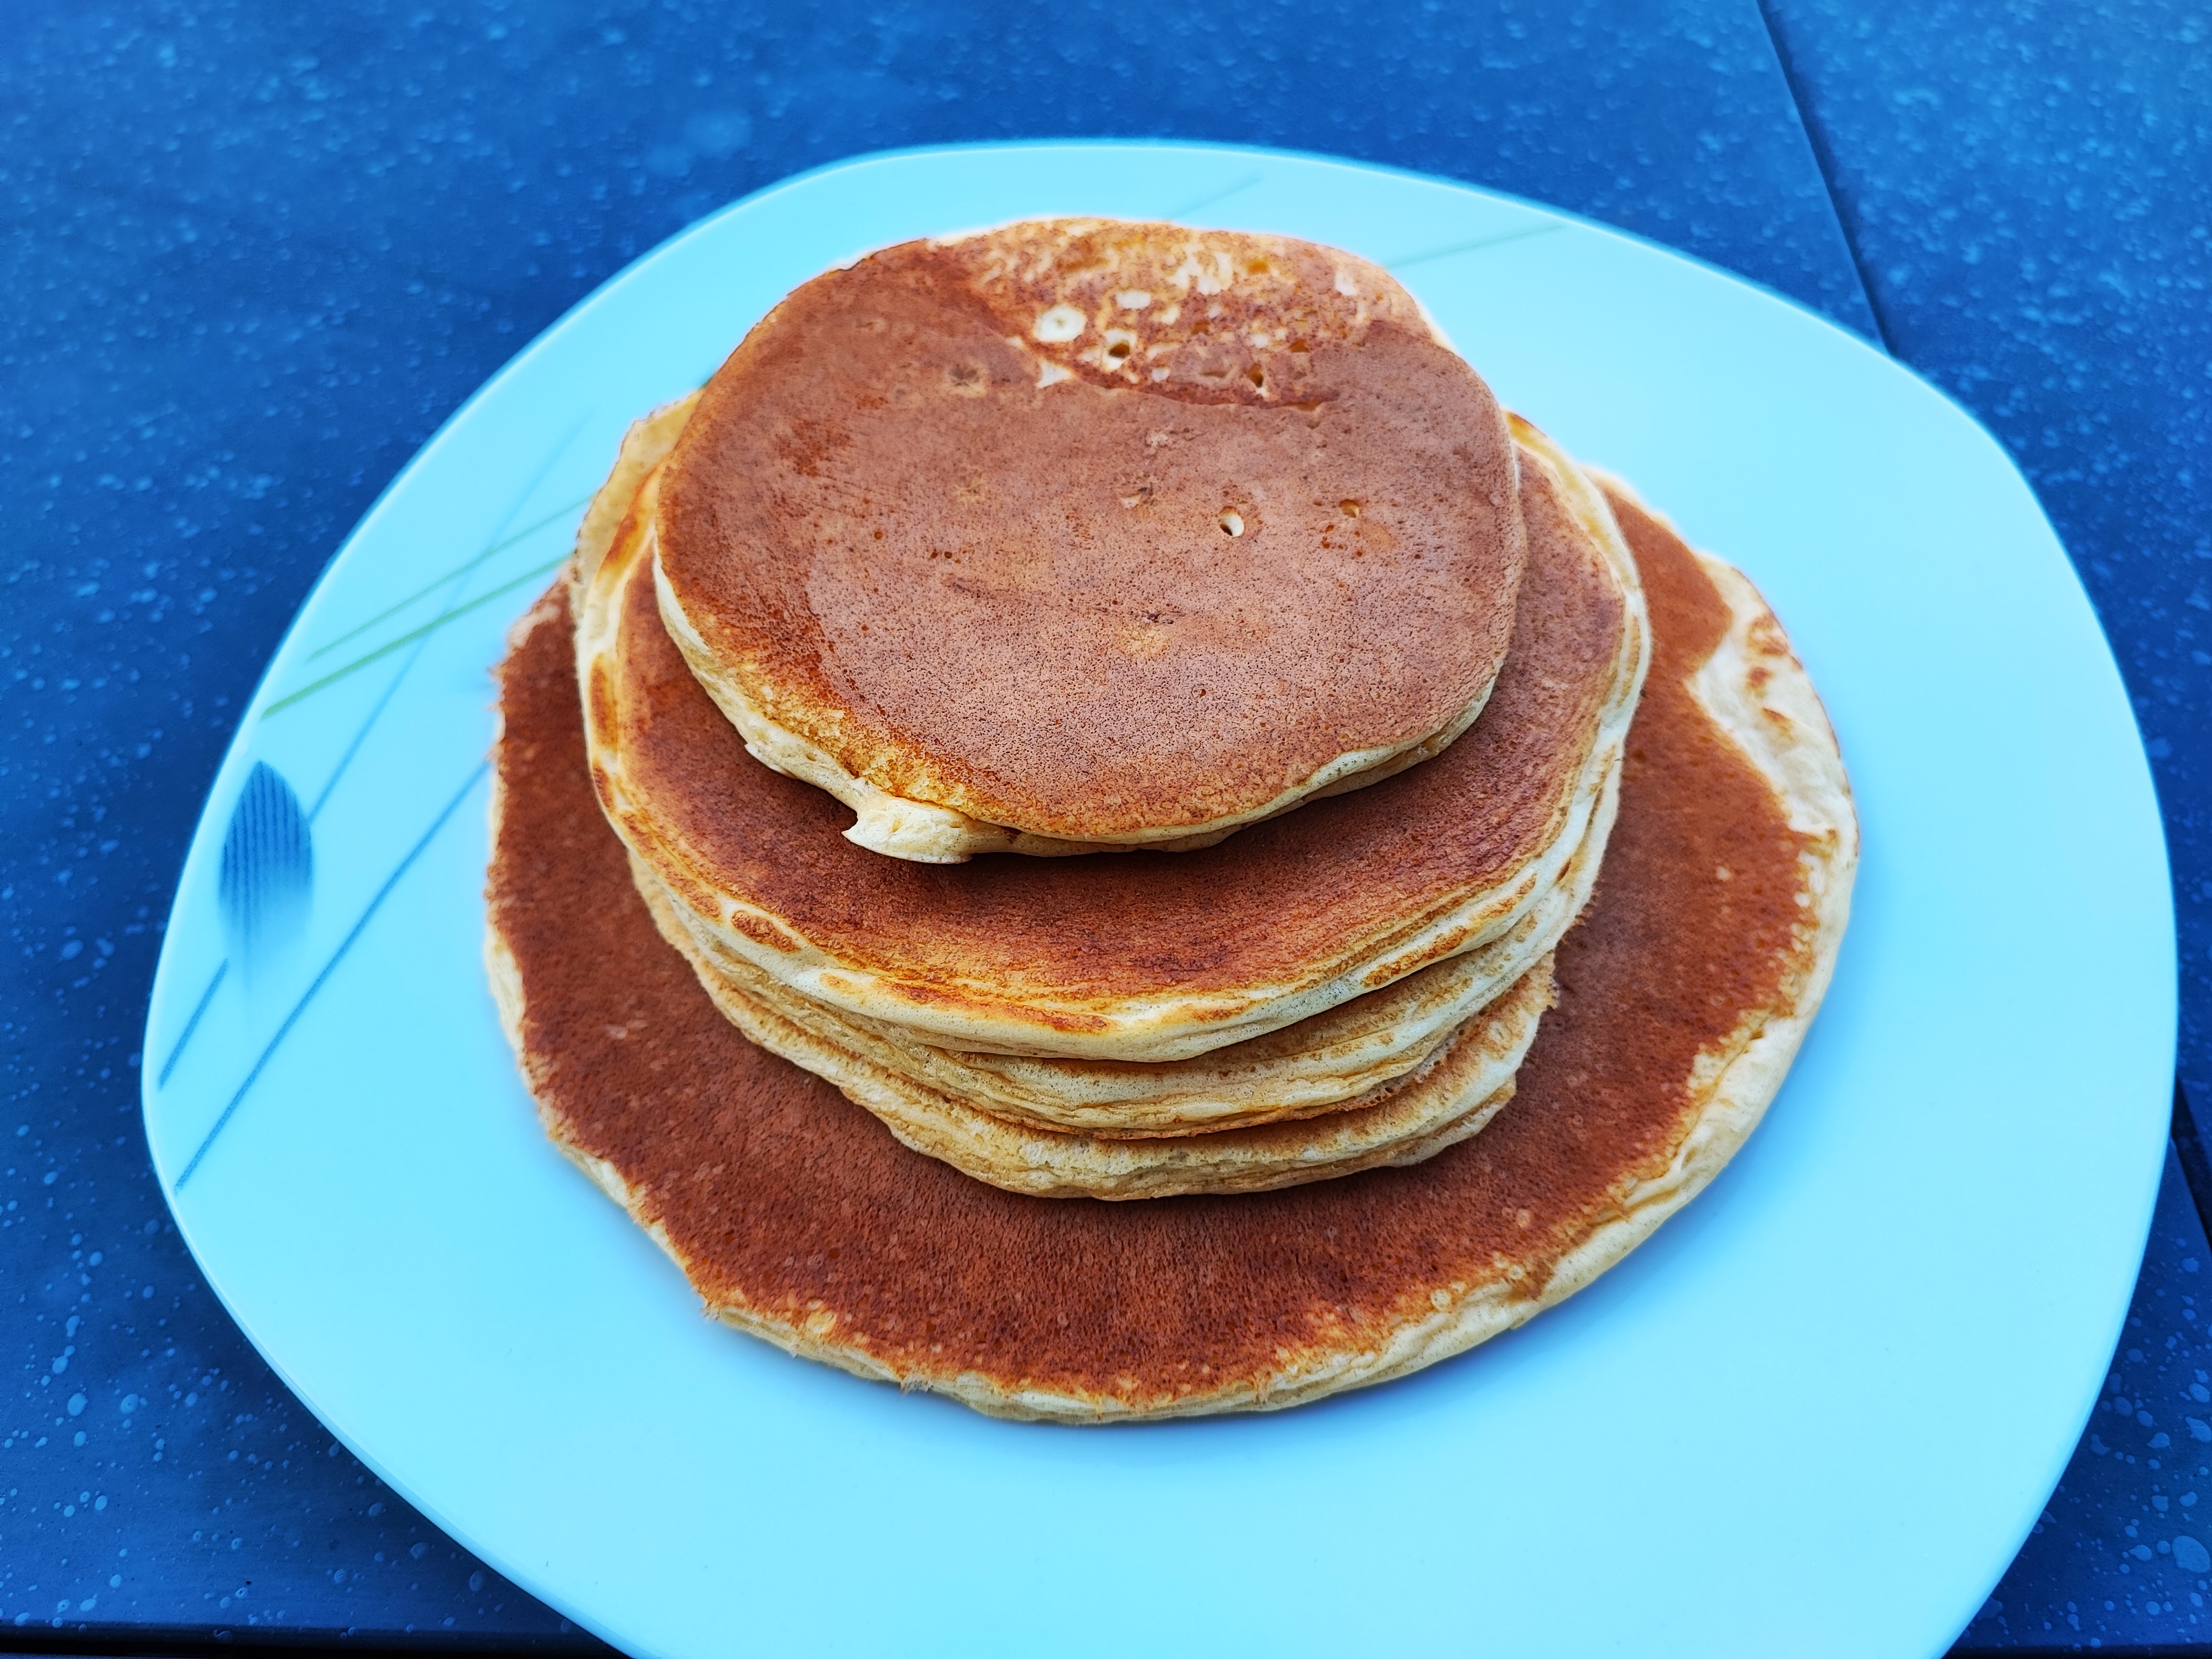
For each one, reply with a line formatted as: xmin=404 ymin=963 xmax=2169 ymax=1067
xmin=484 ymin=220 xmax=1859 ymax=1421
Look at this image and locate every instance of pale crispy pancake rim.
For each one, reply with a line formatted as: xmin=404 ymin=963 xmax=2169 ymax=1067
xmin=486 ymin=465 xmax=1855 ymax=1422
xmin=575 ymin=407 xmax=1648 ymax=1063
xmin=649 ymin=220 xmax=1527 ymax=863
xmin=634 ymin=792 xmax=1605 ymax=1138
xmin=635 ymin=864 xmax=1555 ymax=1199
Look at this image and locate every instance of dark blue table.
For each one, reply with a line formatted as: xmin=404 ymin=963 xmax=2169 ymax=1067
xmin=4 ymin=3 xmax=2206 ymax=1652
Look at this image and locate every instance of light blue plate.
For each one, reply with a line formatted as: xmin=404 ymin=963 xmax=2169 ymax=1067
xmin=143 ymin=144 xmax=2175 ymax=1659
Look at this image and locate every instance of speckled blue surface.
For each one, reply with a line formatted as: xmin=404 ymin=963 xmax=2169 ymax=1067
xmin=1 ymin=1 xmax=2203 ymax=1651
xmin=1960 ymin=1145 xmax=2212 ymax=1650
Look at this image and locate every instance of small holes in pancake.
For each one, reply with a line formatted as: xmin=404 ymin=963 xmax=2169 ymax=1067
xmin=946 ymin=363 xmax=985 ymax=398
xmin=1246 ymin=364 xmax=1266 ymax=390
xmin=1339 ymin=499 xmax=1361 ymax=518
xmin=1033 ymin=304 xmax=1086 ymax=343
xmin=1219 ymin=508 xmax=1245 ymax=537
xmin=1107 ymin=340 xmax=1133 ymax=362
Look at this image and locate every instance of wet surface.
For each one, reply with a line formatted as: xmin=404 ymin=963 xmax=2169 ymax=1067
xmin=1954 ymin=1146 xmax=2212 ymax=1653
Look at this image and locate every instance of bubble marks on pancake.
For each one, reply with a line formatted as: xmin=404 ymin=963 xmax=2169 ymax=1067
xmin=932 ymin=217 xmax=1430 ymax=403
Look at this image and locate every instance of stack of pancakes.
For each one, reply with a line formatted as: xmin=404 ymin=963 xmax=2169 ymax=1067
xmin=485 ymin=221 xmax=1857 ymax=1419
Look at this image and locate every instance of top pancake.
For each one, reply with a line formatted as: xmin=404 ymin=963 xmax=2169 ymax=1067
xmin=651 ymin=218 xmax=1528 ymax=862
xmin=579 ymin=414 xmax=1644 ymax=1063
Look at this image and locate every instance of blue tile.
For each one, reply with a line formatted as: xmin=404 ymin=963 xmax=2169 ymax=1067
xmin=1954 ymin=1147 xmax=2212 ymax=1651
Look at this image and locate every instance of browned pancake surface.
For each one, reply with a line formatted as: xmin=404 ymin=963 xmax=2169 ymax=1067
xmin=602 ymin=442 xmax=1619 ymax=1021
xmin=492 ymin=491 xmax=1808 ymax=1410
xmin=654 ymin=221 xmax=1525 ymax=839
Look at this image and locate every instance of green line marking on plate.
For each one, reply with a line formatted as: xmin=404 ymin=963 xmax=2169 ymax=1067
xmin=263 ymin=555 xmax=568 ymax=718
xmin=1386 ymin=222 xmax=1566 ymax=270
xmin=307 ymin=493 xmax=593 ymax=661
xmin=1164 ymin=173 xmax=1265 ymax=222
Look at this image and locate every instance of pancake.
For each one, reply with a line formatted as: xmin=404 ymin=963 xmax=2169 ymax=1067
xmin=635 ymin=857 xmax=1552 ymax=1198
xmin=648 ymin=219 xmax=1530 ymax=863
xmin=484 ymin=472 xmax=1855 ymax=1420
xmin=632 ymin=792 xmax=1603 ymax=1137
xmin=576 ymin=413 xmax=1647 ymax=1063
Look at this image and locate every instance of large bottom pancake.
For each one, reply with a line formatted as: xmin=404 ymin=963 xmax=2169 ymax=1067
xmin=486 ymin=478 xmax=1854 ymax=1421
xmin=630 ymin=853 xmax=1552 ymax=1198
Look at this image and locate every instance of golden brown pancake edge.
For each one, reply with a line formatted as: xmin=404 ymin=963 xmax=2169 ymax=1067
xmin=632 ymin=852 xmax=1556 ymax=1200
xmin=631 ymin=791 xmax=1605 ymax=1140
